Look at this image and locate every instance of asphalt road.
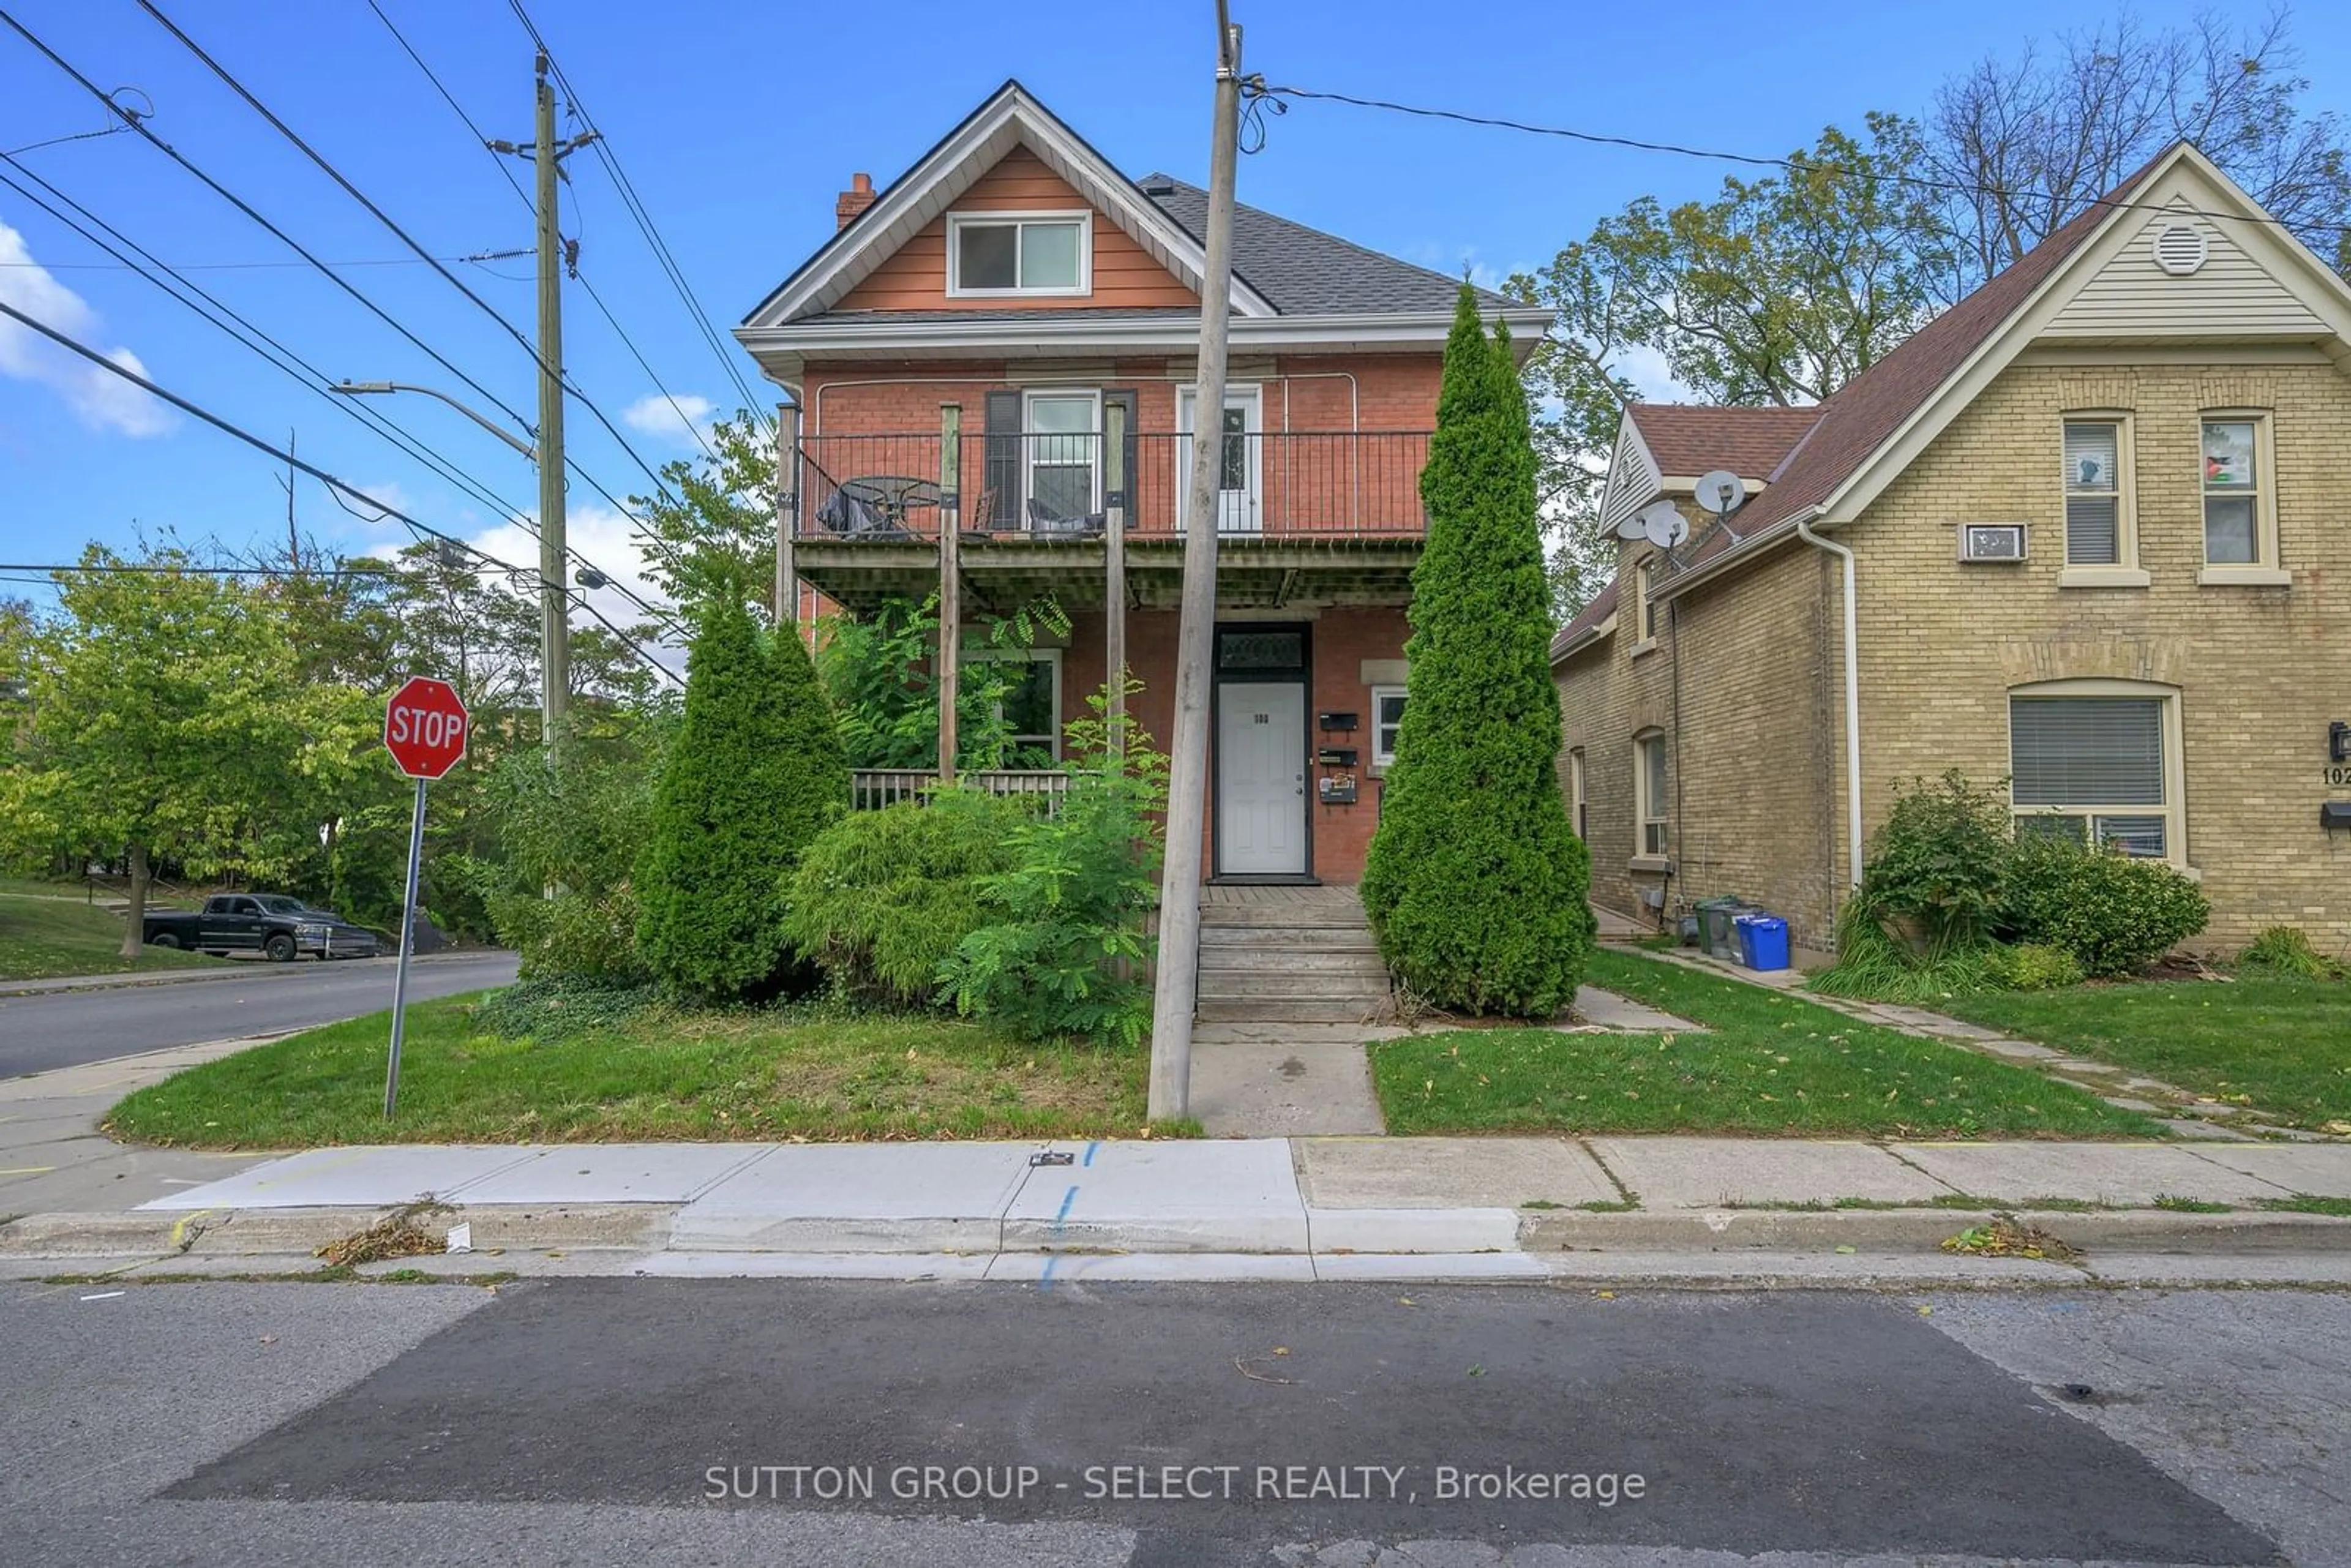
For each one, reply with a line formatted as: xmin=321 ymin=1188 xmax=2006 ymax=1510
xmin=0 ymin=951 xmax=520 ymax=1076
xmin=4 ymin=1278 xmax=2334 ymax=1566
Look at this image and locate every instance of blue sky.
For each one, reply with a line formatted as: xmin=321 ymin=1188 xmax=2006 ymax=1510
xmin=5 ymin=0 xmax=2346 ymax=618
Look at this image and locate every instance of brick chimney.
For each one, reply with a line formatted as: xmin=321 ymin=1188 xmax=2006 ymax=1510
xmin=834 ymin=172 xmax=876 ymax=230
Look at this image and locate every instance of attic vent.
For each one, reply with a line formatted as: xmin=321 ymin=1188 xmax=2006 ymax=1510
xmin=2153 ymin=222 xmax=2209 ymax=277
xmin=1139 ymin=178 xmax=1176 ymax=197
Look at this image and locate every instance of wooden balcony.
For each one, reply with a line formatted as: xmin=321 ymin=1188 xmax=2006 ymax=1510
xmin=786 ymin=430 xmax=1431 ymax=613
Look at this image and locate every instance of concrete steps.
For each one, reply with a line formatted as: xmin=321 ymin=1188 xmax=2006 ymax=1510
xmin=1195 ymin=888 xmax=1389 ymax=1027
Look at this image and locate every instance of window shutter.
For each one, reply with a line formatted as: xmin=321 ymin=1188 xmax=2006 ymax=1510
xmin=2010 ymin=697 xmax=2164 ymax=806
xmin=983 ymin=390 xmax=1021 ymax=528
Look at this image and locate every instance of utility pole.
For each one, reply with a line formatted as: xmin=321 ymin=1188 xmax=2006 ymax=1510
xmin=491 ymin=54 xmax=595 ymax=751
xmin=1147 ymin=2 xmax=1244 ymax=1122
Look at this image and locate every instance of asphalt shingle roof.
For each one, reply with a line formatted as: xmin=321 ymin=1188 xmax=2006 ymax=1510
xmin=1141 ymin=176 xmax=1522 ymax=317
xmin=1627 ymin=404 xmax=1821 ymax=480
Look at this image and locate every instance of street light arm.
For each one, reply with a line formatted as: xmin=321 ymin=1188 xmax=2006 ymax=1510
xmin=332 ymin=380 xmax=536 ymax=460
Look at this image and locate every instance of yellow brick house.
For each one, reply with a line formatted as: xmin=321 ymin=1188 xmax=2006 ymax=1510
xmin=1552 ymin=142 xmax=2351 ymax=955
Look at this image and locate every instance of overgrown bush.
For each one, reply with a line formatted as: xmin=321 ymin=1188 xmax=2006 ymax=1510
xmin=1852 ymin=770 xmax=2012 ymax=958
xmin=2238 ymin=925 xmax=2342 ymax=980
xmin=1360 ymin=288 xmax=1592 ymax=1017
xmin=473 ymin=973 xmax=661 ymax=1043
xmin=636 ymin=596 xmax=848 ymax=1002
xmin=464 ymin=738 xmax=660 ymax=981
xmin=782 ymin=790 xmax=1026 ymax=1007
xmin=937 ymin=687 xmax=1164 ymax=1047
xmin=1982 ymin=941 xmax=2087 ymax=991
xmin=817 ymin=593 xmax=1070 ymax=770
xmin=2000 ymin=836 xmax=2210 ymax=978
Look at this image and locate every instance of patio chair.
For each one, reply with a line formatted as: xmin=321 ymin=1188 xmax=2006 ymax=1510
xmin=1026 ymin=498 xmax=1106 ymax=538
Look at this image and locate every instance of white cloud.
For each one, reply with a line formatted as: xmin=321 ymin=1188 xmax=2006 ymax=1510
xmin=620 ymin=391 xmax=714 ymax=447
xmin=0 ymin=221 xmax=174 ymax=437
xmin=466 ymin=501 xmax=685 ymax=675
xmin=1616 ymin=342 xmax=1694 ymax=403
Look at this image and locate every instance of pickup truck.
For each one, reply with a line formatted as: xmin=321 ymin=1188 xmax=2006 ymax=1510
xmin=143 ymin=895 xmax=383 ymax=961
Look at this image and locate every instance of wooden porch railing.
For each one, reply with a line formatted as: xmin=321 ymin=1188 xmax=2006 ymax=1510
xmin=850 ymin=768 xmax=1071 ymax=811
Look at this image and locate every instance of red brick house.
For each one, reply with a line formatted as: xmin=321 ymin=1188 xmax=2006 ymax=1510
xmin=736 ymin=81 xmax=1547 ymax=883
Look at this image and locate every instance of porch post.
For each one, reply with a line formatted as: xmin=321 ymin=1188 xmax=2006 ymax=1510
xmin=1103 ymin=397 xmax=1128 ymax=748
xmin=937 ymin=402 xmax=961 ymax=786
xmin=774 ymin=401 xmax=800 ymax=625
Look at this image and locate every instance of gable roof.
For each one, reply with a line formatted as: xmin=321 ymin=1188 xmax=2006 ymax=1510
xmin=741 ymin=80 xmax=1275 ymax=331
xmin=1141 ymin=176 xmax=1522 ymax=318
xmin=1625 ymin=403 xmax=1820 ymax=480
xmin=1549 ymin=577 xmax=1619 ymax=661
xmin=1722 ymin=152 xmax=2164 ymax=543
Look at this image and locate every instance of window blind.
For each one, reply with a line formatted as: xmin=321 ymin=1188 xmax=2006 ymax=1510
xmin=2010 ymin=697 xmax=2164 ymax=806
xmin=2062 ymin=422 xmax=2120 ymax=566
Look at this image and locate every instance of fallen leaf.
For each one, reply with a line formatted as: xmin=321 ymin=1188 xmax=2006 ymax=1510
xmin=1834 ymin=1245 xmax=1857 ymax=1255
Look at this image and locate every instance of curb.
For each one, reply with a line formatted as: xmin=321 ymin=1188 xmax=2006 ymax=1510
xmin=1517 ymin=1206 xmax=2351 ymax=1256
xmin=0 ymin=950 xmax=509 ymax=999
xmin=5 ymin=1201 xmax=2345 ymax=1266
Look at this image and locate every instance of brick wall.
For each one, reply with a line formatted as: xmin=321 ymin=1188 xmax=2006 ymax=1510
xmin=1836 ymin=358 xmax=2351 ymax=951
xmin=1555 ymin=531 xmax=1839 ymax=947
xmin=1062 ymin=606 xmax=1408 ymax=884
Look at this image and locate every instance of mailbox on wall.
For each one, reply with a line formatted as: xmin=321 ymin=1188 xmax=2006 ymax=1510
xmin=1319 ymin=711 xmax=1358 ymax=732
xmin=1318 ymin=747 xmax=1359 ymax=768
xmin=1319 ymin=775 xmax=1358 ymax=805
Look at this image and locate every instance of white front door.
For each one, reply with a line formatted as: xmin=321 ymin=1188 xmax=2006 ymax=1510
xmin=1217 ymin=681 xmax=1305 ymax=874
xmin=1177 ymin=386 xmax=1262 ymax=533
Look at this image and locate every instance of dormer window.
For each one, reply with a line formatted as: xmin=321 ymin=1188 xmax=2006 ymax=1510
xmin=948 ymin=212 xmax=1090 ymax=296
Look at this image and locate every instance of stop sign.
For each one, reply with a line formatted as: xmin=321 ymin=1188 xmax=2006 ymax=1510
xmin=383 ymin=677 xmax=470 ymax=779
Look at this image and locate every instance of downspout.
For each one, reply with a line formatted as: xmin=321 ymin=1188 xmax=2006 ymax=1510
xmin=1794 ymin=511 xmax=1862 ymax=898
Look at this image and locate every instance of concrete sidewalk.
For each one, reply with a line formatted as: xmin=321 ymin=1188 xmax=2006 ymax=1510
xmin=6 ymin=1130 xmax=2347 ymax=1288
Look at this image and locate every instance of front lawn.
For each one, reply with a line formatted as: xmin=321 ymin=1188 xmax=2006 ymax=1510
xmin=0 ymin=889 xmax=228 ymax=982
xmin=1935 ymin=977 xmax=2351 ymax=1131
xmin=105 ymin=992 xmax=1160 ymax=1148
xmin=1370 ymin=948 xmax=2159 ymax=1139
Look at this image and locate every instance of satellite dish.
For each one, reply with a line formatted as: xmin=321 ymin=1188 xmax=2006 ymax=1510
xmin=1614 ymin=512 xmax=1648 ymax=541
xmin=1635 ymin=499 xmax=1686 ymax=549
xmin=1693 ymin=470 xmax=1747 ymax=516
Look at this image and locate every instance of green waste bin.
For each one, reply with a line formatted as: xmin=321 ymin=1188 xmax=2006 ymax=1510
xmin=1696 ymin=897 xmax=1757 ymax=962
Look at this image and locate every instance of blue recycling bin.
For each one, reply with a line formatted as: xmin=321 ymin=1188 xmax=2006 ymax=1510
xmin=1734 ymin=913 xmax=1791 ymax=972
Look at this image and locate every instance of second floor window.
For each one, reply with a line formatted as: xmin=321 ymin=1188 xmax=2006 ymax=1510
xmin=949 ymin=213 xmax=1089 ymax=295
xmin=1025 ymin=392 xmax=1099 ymax=521
xmin=2062 ymin=419 xmax=2125 ymax=566
xmin=2202 ymin=417 xmax=2271 ymax=568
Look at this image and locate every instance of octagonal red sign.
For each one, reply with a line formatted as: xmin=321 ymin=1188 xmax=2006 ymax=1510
xmin=384 ymin=676 xmax=470 ymax=780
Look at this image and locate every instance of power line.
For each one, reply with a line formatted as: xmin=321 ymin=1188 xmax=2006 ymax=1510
xmin=1254 ymin=81 xmax=2341 ymax=241
xmin=0 ymin=154 xmax=682 ymax=640
xmin=127 ymin=0 xmax=690 ymax=514
xmin=0 ymin=6 xmax=534 ymax=431
xmin=0 ymin=296 xmax=680 ymax=686
xmin=503 ymin=0 xmax=771 ymax=430
xmin=1 ymin=249 xmax=529 ymax=271
xmin=360 ymin=0 xmax=722 ymax=471
xmin=0 ymin=561 xmax=399 ymax=576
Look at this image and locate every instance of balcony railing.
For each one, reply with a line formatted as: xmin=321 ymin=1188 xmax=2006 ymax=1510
xmin=790 ymin=430 xmax=1430 ymax=543
xmin=851 ymin=768 xmax=1070 ymax=811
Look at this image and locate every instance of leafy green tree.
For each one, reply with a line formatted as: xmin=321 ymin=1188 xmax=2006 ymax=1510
xmin=1360 ymin=290 xmax=1594 ymax=1018
xmin=635 ymin=594 xmax=847 ymax=1000
xmin=629 ymin=411 xmax=780 ymax=620
xmin=463 ymin=736 xmax=662 ymax=980
xmin=6 ymin=547 xmax=326 ymax=955
xmin=816 ymin=593 xmax=1071 ymax=770
xmin=1510 ymin=119 xmax=1941 ymax=615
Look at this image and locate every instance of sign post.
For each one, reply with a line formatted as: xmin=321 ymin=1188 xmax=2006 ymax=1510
xmin=381 ymin=676 xmax=470 ymax=1118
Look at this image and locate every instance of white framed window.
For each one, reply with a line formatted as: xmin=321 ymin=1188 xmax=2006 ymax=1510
xmin=1569 ymin=748 xmax=1588 ymax=839
xmin=1630 ymin=557 xmax=1659 ymax=653
xmin=2008 ymin=680 xmax=2184 ymax=865
xmin=2059 ymin=415 xmax=2141 ymax=583
xmin=947 ymin=211 xmax=1091 ymax=296
xmin=1370 ymin=685 xmax=1407 ymax=768
xmin=1635 ymin=729 xmax=1669 ymax=858
xmin=1022 ymin=390 xmax=1100 ymax=522
xmin=974 ymin=647 xmax=1063 ymax=761
xmin=2199 ymin=413 xmax=2284 ymax=581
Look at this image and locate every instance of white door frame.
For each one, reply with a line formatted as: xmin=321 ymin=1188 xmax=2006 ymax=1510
xmin=1177 ymin=384 xmax=1263 ymax=534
